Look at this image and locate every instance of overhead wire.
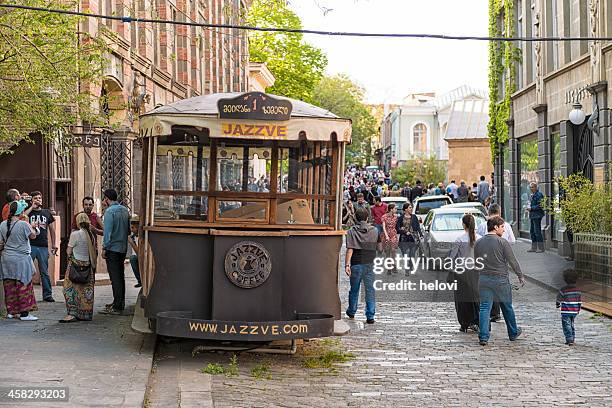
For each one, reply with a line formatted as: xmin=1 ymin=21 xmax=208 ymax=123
xmin=2 ymin=3 xmax=612 ymax=42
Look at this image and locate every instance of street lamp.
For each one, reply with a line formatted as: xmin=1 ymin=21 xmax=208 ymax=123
xmin=568 ymin=103 xmax=586 ymax=125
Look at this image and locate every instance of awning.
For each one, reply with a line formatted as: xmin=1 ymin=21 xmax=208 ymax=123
xmin=139 ymin=92 xmax=352 ymax=142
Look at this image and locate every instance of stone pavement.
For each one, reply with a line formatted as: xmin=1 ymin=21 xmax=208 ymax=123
xmin=0 ymin=269 xmax=154 ymax=407
xmin=148 ymin=240 xmax=612 ymax=407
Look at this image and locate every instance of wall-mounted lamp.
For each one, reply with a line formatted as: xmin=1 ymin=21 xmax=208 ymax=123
xmin=568 ymin=103 xmax=586 ymax=125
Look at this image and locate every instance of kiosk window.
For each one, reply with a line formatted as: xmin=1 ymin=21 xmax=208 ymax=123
xmin=216 ymin=199 xmax=269 ymax=222
xmin=154 ymin=133 xmax=210 ymax=221
xmin=216 ymin=145 xmax=273 ymax=192
xmin=278 ymin=142 xmax=332 ymax=195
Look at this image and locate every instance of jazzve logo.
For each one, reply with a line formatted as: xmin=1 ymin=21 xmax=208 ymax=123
xmin=222 ymin=123 xmax=288 ymax=138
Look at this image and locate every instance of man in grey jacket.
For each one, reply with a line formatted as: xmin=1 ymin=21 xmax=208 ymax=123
xmin=474 ymin=216 xmax=526 ymax=346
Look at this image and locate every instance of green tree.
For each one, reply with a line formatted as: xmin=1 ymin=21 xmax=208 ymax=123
xmin=542 ymin=173 xmax=612 ymax=234
xmin=0 ymin=0 xmax=109 ymax=153
xmin=312 ymin=75 xmax=377 ymax=165
xmin=391 ymin=156 xmax=447 ymax=186
xmin=247 ymin=0 xmax=327 ymax=103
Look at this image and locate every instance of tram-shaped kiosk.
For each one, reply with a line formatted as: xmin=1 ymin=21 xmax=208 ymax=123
xmin=137 ymin=92 xmax=351 ymax=341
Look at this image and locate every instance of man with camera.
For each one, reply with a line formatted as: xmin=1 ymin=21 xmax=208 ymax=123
xmin=28 ymin=191 xmax=57 ymax=302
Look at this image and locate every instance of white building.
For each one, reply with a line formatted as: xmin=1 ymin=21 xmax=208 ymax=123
xmin=381 ymin=86 xmax=488 ymax=171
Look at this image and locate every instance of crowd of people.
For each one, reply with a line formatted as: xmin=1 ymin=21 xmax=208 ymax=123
xmin=343 ymin=166 xmax=581 ymax=346
xmin=0 ymin=188 xmax=139 ymax=323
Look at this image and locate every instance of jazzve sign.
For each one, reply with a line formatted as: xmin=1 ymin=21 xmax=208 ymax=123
xmin=218 ymin=92 xmax=292 ymax=121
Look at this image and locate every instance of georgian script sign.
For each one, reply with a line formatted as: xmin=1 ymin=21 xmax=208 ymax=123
xmin=218 ymin=92 xmax=292 ymax=121
xmin=71 ymin=133 xmax=101 ymax=148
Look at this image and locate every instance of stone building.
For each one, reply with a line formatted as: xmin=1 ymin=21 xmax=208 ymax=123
xmin=492 ymin=0 xmax=611 ymax=254
xmin=0 ymin=0 xmax=253 ymax=281
xmin=444 ymin=99 xmax=494 ymax=186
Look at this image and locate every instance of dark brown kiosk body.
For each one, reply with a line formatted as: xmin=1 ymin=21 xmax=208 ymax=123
xmin=137 ymin=92 xmax=351 ymax=341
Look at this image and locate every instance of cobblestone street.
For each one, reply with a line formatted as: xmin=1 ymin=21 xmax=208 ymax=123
xmin=150 ymin=241 xmax=612 ymax=407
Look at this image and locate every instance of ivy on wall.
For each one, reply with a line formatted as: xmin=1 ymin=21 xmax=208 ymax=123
xmin=488 ymin=0 xmax=520 ymax=159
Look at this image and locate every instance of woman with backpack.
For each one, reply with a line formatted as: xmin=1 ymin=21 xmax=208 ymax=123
xmin=60 ymin=212 xmax=97 ymax=322
xmin=0 ymin=200 xmax=39 ymax=321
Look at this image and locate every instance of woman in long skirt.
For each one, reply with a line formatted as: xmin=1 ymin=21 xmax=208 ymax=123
xmin=448 ymin=214 xmax=481 ymax=332
xmin=61 ymin=213 xmax=97 ymax=322
xmin=0 ymin=201 xmax=38 ymax=320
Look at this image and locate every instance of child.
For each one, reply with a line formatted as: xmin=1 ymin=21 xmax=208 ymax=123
xmin=128 ymin=217 xmax=141 ymax=288
xmin=556 ymin=269 xmax=582 ymax=345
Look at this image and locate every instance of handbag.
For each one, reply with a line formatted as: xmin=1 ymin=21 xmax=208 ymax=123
xmin=68 ymin=230 xmax=97 ymax=284
xmin=69 ymin=262 xmax=91 ymax=284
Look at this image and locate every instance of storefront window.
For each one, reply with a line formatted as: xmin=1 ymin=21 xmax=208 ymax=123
xmin=502 ymin=144 xmax=513 ymax=223
xmin=216 ymin=144 xmax=272 ymax=192
xmin=519 ymin=137 xmax=539 ymax=232
xmin=551 ymin=131 xmax=564 ymax=241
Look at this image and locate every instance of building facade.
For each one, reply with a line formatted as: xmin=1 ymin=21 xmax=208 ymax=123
xmin=444 ymin=99 xmax=494 ymax=185
xmin=492 ymin=0 xmax=612 ymax=255
xmin=0 ymin=0 xmax=252 ymax=280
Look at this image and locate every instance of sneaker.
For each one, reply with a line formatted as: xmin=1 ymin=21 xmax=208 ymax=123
xmin=468 ymin=324 xmax=479 ymax=332
xmin=510 ymin=327 xmax=523 ymax=341
xmin=20 ymin=314 xmax=38 ymax=321
xmin=479 ymin=340 xmax=487 ymax=346
xmin=490 ymin=315 xmax=501 ymax=323
xmin=43 ymin=297 xmax=56 ymax=302
xmin=6 ymin=314 xmax=14 ymax=319
xmin=565 ymin=340 xmax=575 ymax=346
xmin=366 ymin=319 xmax=375 ymax=324
xmin=526 ymin=248 xmax=537 ymax=253
xmin=345 ymin=311 xmax=354 ymax=319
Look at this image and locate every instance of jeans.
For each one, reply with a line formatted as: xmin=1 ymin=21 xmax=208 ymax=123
xmin=478 ymin=274 xmax=519 ymax=342
xmin=530 ymin=217 xmax=543 ymax=243
xmin=346 ymin=263 xmax=376 ymax=320
xmin=106 ymin=250 xmax=126 ymax=310
xmin=31 ymin=246 xmax=52 ymax=299
xmin=129 ymin=255 xmax=141 ymax=285
xmin=399 ymin=242 xmax=419 ymax=272
xmin=374 ymin=224 xmax=383 ymax=235
xmin=561 ymin=314 xmax=576 ymax=342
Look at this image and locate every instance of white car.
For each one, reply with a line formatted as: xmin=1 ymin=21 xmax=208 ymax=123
xmin=413 ymin=195 xmax=453 ymax=224
xmin=381 ymin=196 xmax=408 ymax=215
xmin=422 ymin=207 xmax=487 ymax=269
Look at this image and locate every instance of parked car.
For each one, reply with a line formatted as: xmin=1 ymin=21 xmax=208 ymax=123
xmin=413 ymin=195 xmax=453 ymax=223
xmin=382 ymin=196 xmax=408 ymax=215
xmin=422 ymin=207 xmax=487 ymax=269
xmin=444 ymin=202 xmax=488 ymax=217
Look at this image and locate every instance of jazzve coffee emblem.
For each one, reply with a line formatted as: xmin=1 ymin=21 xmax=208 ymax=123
xmin=224 ymin=241 xmax=272 ymax=289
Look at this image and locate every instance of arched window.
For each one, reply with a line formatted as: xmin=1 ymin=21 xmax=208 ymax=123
xmin=413 ymin=123 xmax=428 ymax=153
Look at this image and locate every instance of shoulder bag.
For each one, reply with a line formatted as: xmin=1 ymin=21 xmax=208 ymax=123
xmin=68 ymin=230 xmax=97 ymax=284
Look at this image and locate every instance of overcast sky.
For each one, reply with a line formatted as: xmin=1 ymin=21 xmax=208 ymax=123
xmin=289 ymin=0 xmax=489 ymax=104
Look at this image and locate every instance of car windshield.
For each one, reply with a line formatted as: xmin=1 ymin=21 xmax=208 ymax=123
xmin=432 ymin=213 xmax=485 ymax=231
xmin=416 ymin=199 xmax=449 ymax=215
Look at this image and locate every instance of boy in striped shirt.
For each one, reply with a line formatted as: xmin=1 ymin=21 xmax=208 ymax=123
xmin=556 ymin=269 xmax=582 ymax=346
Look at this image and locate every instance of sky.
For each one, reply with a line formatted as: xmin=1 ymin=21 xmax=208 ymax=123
xmin=289 ymin=0 xmax=489 ymax=104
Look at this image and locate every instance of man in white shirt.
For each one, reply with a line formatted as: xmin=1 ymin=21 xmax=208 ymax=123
xmin=477 ymin=203 xmax=516 ymax=244
xmin=446 ymin=180 xmax=459 ymax=201
xmin=477 ymin=203 xmax=516 ymax=322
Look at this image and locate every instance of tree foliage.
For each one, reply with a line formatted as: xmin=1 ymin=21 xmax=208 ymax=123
xmin=391 ymin=156 xmax=447 ymax=186
xmin=542 ymin=173 xmax=612 ymax=234
xmin=312 ymin=75 xmax=377 ymax=165
xmin=0 ymin=0 xmax=109 ymax=153
xmin=247 ymin=0 xmax=327 ymax=103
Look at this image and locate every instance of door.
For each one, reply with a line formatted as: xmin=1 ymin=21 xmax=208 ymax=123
xmin=55 ymin=181 xmax=72 ymax=279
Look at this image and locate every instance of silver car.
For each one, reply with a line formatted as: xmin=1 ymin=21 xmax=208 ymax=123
xmin=422 ymin=207 xmax=487 ymax=268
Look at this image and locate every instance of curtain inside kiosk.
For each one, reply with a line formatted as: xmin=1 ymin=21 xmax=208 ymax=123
xmin=136 ymin=92 xmax=351 ymax=341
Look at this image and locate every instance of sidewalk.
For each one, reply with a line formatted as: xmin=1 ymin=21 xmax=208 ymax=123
xmin=513 ymin=239 xmax=612 ymax=316
xmin=0 ymin=270 xmax=154 ymax=407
